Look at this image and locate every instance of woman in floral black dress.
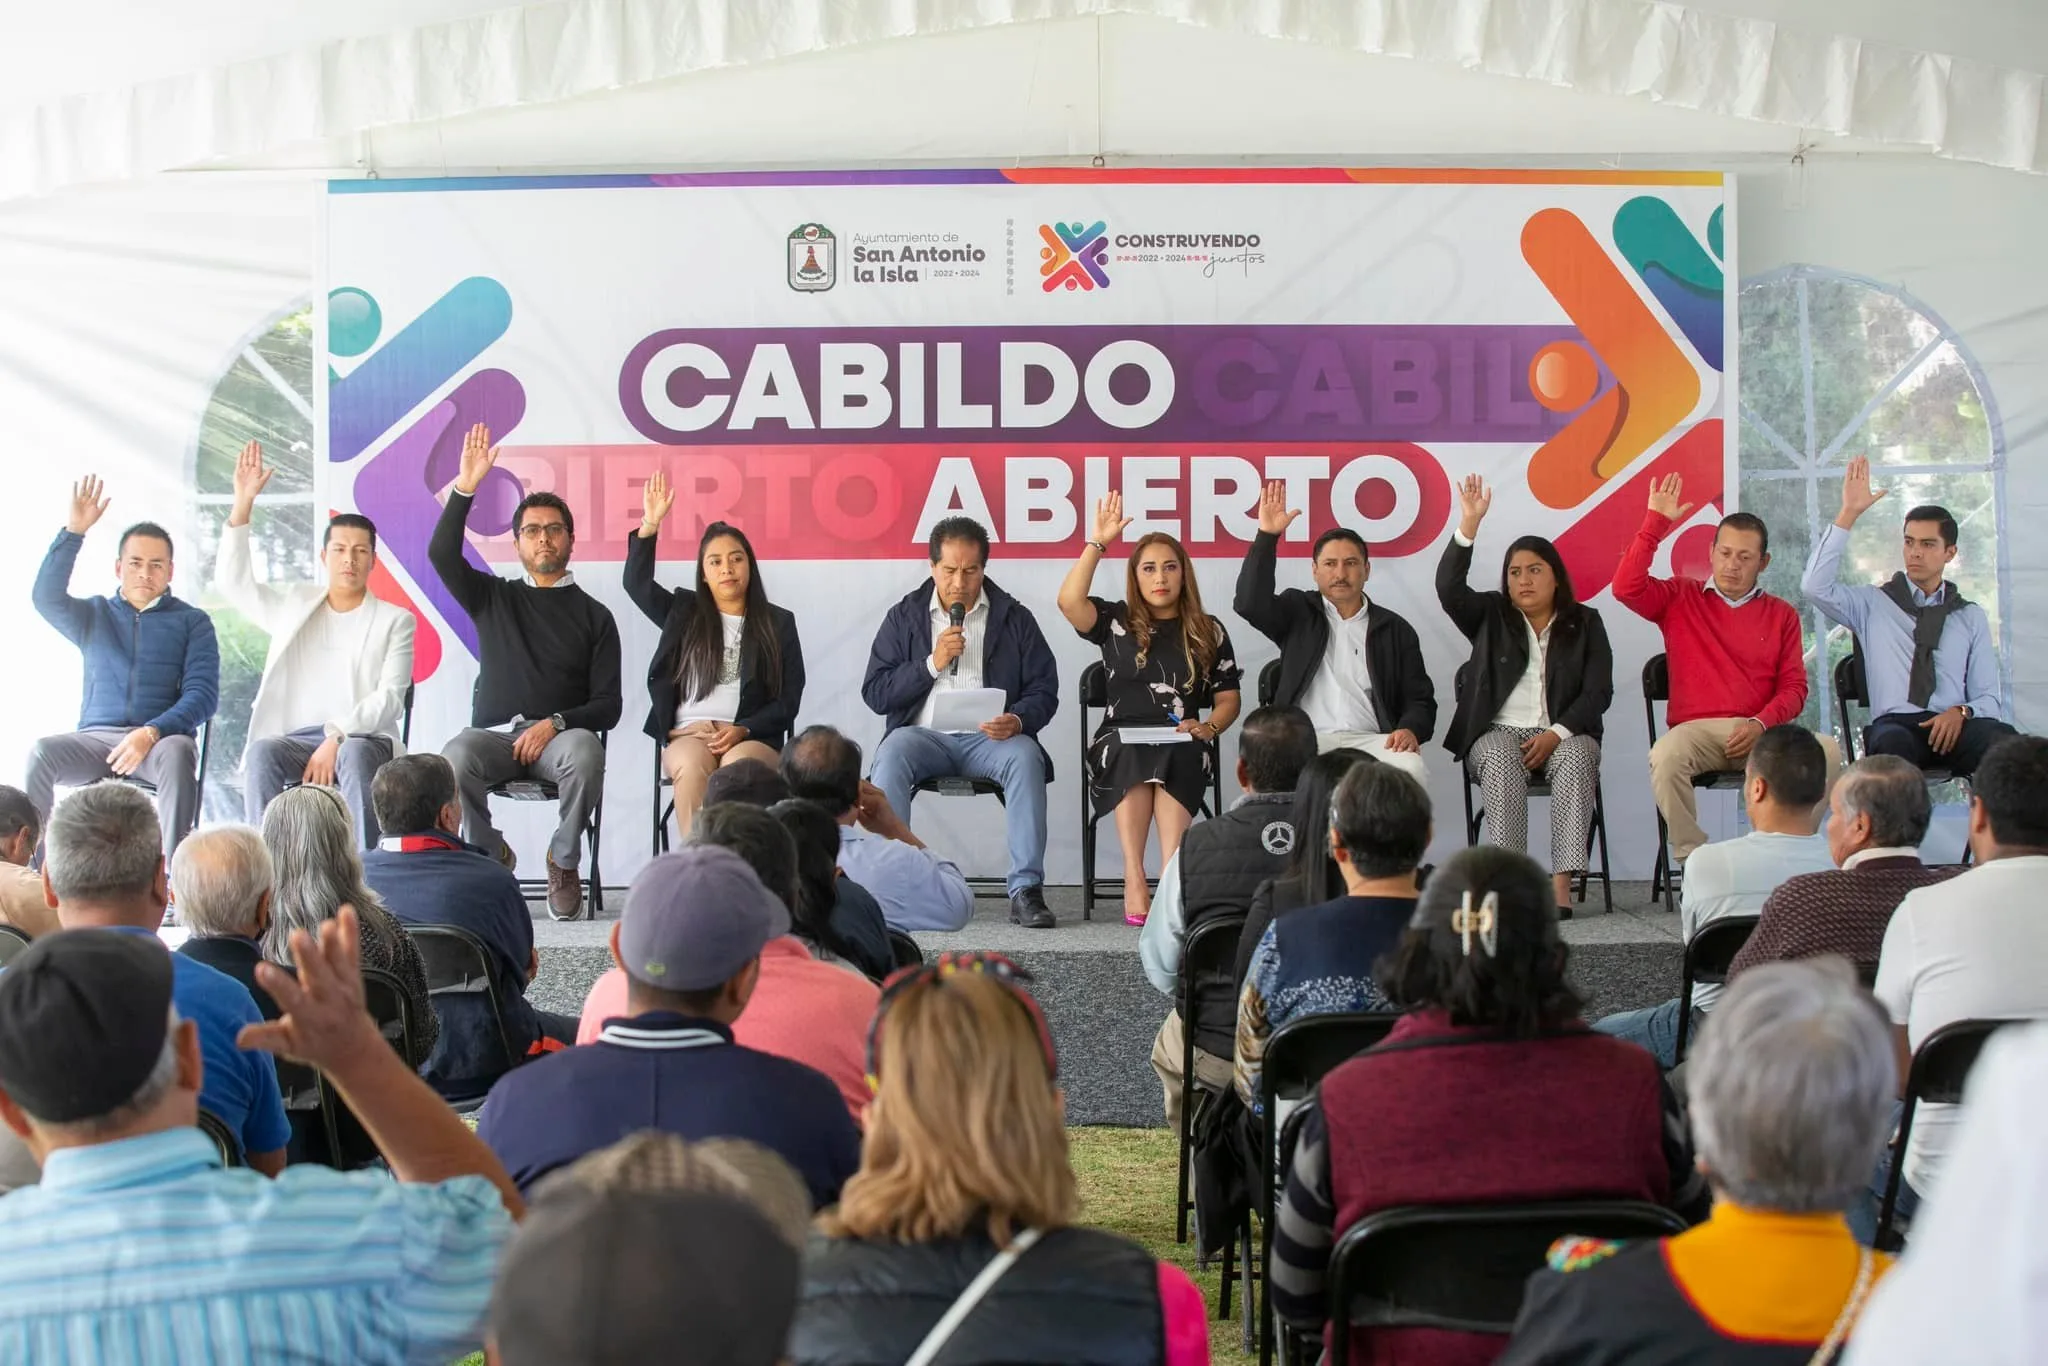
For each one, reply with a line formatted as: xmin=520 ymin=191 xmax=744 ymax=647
xmin=1057 ymin=494 xmax=1242 ymax=925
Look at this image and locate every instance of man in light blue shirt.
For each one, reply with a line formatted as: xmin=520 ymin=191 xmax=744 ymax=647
xmin=783 ymin=725 xmax=973 ymax=933
xmin=0 ymin=908 xmax=520 ymax=1366
xmin=1803 ymin=456 xmax=2016 ymax=776
xmin=1595 ymin=725 xmax=1835 ymax=1067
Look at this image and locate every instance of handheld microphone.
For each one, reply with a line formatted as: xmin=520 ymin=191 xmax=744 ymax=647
xmin=948 ymin=601 xmax=966 ymax=676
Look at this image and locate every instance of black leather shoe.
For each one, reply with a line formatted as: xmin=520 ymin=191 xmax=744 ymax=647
xmin=1009 ymin=886 xmax=1056 ymax=929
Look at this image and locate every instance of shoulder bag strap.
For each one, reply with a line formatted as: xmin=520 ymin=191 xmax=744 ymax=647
xmin=903 ymin=1228 xmax=1046 ymax=1366
xmin=1807 ymin=1247 xmax=1876 ymax=1366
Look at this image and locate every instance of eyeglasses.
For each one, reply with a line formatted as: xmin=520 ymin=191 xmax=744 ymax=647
xmin=518 ymin=522 xmax=569 ymax=540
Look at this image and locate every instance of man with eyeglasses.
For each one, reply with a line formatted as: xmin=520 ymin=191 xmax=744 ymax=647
xmin=27 ymin=475 xmax=218 ymax=862
xmin=216 ymin=441 xmax=417 ymax=846
xmin=432 ymin=423 xmax=622 ymax=919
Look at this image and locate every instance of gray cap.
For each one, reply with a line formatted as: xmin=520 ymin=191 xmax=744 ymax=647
xmin=617 ymin=846 xmax=787 ymax=993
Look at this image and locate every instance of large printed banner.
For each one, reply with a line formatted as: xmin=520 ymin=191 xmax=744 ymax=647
xmin=321 ymin=168 xmax=1733 ymax=877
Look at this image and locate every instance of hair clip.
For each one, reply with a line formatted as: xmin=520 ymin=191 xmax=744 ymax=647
xmin=864 ymin=951 xmax=1056 ymax=1092
xmin=1451 ymin=890 xmax=1499 ymax=958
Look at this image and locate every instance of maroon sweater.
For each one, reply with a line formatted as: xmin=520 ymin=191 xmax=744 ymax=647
xmin=1728 ymin=857 xmax=1957 ymax=982
xmin=1321 ymin=1010 xmax=1685 ymax=1366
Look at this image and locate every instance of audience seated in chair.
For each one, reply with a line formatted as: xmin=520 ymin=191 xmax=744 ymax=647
xmin=1858 ymin=734 xmax=2048 ymax=1242
xmin=171 ymin=826 xmax=281 ymax=1020
xmin=488 ymin=1133 xmax=810 ymax=1366
xmin=788 ymin=952 xmax=1210 ymax=1366
xmin=359 ymin=754 xmax=577 ymax=1099
xmin=1727 ymin=755 xmax=1956 ymax=987
xmin=1502 ymin=959 xmax=1896 ymax=1365
xmin=576 ymin=804 xmax=882 ymax=1122
xmin=783 ymin=724 xmax=973 ymax=933
xmin=1232 ymin=749 xmax=1373 ymax=993
xmin=1595 ymin=726 xmax=1834 ymax=1068
xmin=1845 ymin=1022 xmax=2048 ymax=1365
xmin=1235 ymin=760 xmax=1431 ymax=1111
xmin=770 ymin=797 xmax=894 ymax=982
xmin=0 ymin=786 xmax=54 ymax=939
xmin=42 ymin=783 xmax=288 ymax=1175
xmin=1269 ymin=846 xmax=1709 ymax=1366
xmin=489 ymin=843 xmax=860 ymax=1200
xmin=1141 ymin=704 xmax=1318 ymax=1128
xmin=261 ymin=784 xmax=437 ymax=1072
xmin=0 ymin=910 xmax=521 ymax=1361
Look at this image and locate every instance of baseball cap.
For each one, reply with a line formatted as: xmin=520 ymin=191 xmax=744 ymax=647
xmin=489 ymin=1185 xmax=801 ymax=1366
xmin=617 ymin=845 xmax=787 ymax=993
xmin=0 ymin=929 xmax=175 ymax=1123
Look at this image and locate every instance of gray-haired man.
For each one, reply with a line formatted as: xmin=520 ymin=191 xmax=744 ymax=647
xmin=170 ymin=825 xmax=280 ymax=1020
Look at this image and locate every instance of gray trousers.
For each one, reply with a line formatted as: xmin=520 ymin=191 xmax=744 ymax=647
xmin=443 ymin=724 xmax=603 ymax=870
xmin=243 ymin=727 xmax=394 ymax=848
xmin=26 ymin=727 xmax=200 ymax=860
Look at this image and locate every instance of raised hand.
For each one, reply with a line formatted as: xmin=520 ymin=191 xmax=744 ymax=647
xmin=455 ymin=422 xmax=500 ymax=497
xmin=1837 ymin=454 xmax=1889 ymax=526
xmin=1257 ymin=480 xmax=1301 ymax=537
xmin=67 ymin=475 xmax=110 ymax=535
xmin=1091 ymin=492 xmax=1133 ymax=547
xmin=1455 ymin=474 xmax=1492 ymax=540
xmin=641 ymin=468 xmax=675 ymax=535
xmin=1647 ymin=473 xmax=1695 ymax=523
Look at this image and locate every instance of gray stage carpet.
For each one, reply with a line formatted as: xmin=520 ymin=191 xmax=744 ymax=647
xmin=527 ymin=884 xmax=1683 ymax=1127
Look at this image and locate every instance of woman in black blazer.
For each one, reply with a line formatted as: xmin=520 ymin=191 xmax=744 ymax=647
xmin=1437 ymin=475 xmax=1613 ymax=913
xmin=625 ymin=471 xmax=805 ymax=837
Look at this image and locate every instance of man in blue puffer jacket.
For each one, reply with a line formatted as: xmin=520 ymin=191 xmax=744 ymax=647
xmin=26 ymin=476 xmax=219 ymax=861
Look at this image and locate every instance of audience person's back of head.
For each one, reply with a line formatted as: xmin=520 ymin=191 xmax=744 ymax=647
xmin=533 ymin=1131 xmax=812 ymax=1248
xmin=704 ymin=760 xmax=792 ymax=811
xmin=1284 ymin=749 xmax=1371 ymax=900
xmin=691 ymin=803 xmax=798 ymax=912
xmin=1748 ymin=725 xmax=1828 ymax=810
xmin=1382 ymin=845 xmax=1580 ymax=1037
xmin=45 ymin=783 xmax=163 ymax=921
xmin=1686 ymin=958 xmax=1894 ymax=1213
xmin=1330 ymin=760 xmax=1431 ymax=878
xmin=782 ymin=726 xmax=862 ymax=818
xmin=1832 ymin=754 xmax=1932 ymax=853
xmin=261 ymin=784 xmax=387 ymax=960
xmin=1972 ymin=734 xmax=2048 ymax=850
xmin=370 ymin=754 xmax=459 ymax=837
xmin=1239 ymin=705 xmax=1318 ymax=796
xmin=0 ymin=785 xmax=38 ymax=865
xmin=768 ymin=798 xmax=862 ymax=960
xmin=169 ymin=826 xmax=273 ymax=938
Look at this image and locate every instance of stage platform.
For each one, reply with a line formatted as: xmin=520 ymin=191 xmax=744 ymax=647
xmin=524 ymin=883 xmax=1685 ymax=1127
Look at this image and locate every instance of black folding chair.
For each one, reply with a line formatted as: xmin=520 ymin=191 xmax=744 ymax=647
xmin=399 ymin=684 xmax=416 ymax=747
xmin=361 ymin=965 xmax=423 ymax=1066
xmin=197 ymin=1108 xmax=243 ymax=1168
xmin=1257 ymin=659 xmax=1281 ymax=708
xmin=1454 ymin=664 xmax=1613 ymax=915
xmin=408 ymin=924 xmax=521 ymax=1113
xmin=490 ymin=730 xmax=607 ymax=919
xmin=1877 ymin=1017 xmax=2016 ymax=1249
xmin=1643 ymin=654 xmax=1746 ymax=912
xmin=886 ymin=929 xmax=925 ymax=971
xmin=277 ymin=969 xmax=415 ymax=1171
xmin=1673 ymin=914 xmax=1759 ymax=1064
xmin=275 ymin=1057 xmax=348 ymax=1170
xmin=1324 ymin=1200 xmax=1689 ymax=1365
xmin=1257 ymin=1012 xmax=1401 ymax=1361
xmin=653 ymin=743 xmax=676 ymax=855
xmin=0 ymin=923 xmax=29 ymax=967
xmin=912 ymin=776 xmax=1009 ymax=895
xmin=1078 ymin=662 xmax=1225 ymax=919
xmin=122 ymin=720 xmax=211 ymax=843
xmin=1175 ymin=912 xmax=1247 ymax=1245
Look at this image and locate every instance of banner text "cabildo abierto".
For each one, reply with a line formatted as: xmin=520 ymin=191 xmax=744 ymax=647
xmin=617 ymin=325 xmax=1592 ymax=447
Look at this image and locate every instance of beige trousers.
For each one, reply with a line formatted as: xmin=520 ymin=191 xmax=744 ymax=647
xmin=1649 ymin=718 xmax=1842 ymax=860
xmin=663 ymin=730 xmax=780 ymax=838
xmin=1150 ymin=1007 xmax=1236 ymax=1130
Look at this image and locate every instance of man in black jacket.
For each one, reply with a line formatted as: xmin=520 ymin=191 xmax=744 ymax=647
xmin=861 ymin=517 xmax=1060 ymax=929
xmin=1235 ymin=482 xmax=1436 ymax=784
xmin=432 ymin=423 xmax=623 ymax=920
xmin=1140 ymin=705 xmax=1317 ymax=1127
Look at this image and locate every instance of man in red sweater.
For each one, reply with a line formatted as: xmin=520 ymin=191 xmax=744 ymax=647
xmin=1615 ymin=474 xmax=1840 ymax=862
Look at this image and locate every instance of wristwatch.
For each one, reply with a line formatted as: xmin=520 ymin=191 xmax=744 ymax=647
xmin=549 ymin=712 xmax=567 ymax=732
xmin=1959 ymin=705 xmax=1975 ymax=719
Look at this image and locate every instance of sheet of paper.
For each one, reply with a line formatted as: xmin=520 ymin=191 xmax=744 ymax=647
xmin=1117 ymin=726 xmax=1192 ymax=745
xmin=930 ymin=687 xmax=1007 ymax=733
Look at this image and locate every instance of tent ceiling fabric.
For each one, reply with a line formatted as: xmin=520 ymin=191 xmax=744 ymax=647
xmin=0 ymin=0 xmax=2043 ymax=201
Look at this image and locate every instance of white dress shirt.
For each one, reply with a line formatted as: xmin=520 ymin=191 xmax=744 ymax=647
xmin=915 ymin=592 xmax=991 ymax=729
xmin=1297 ymin=596 xmax=1377 ymax=734
xmin=1493 ymin=615 xmax=1575 ymax=739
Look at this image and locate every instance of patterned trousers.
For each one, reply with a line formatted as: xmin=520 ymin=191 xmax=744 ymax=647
xmin=1466 ymin=726 xmax=1601 ymax=873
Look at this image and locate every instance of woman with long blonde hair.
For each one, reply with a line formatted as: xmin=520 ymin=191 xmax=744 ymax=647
xmin=1057 ymin=494 xmax=1243 ymax=924
xmin=791 ymin=953 xmax=1210 ymax=1364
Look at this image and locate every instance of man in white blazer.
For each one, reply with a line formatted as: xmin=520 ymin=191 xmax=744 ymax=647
xmin=217 ymin=442 xmax=416 ymax=846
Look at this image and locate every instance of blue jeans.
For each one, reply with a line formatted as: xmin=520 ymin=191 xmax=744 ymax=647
xmin=1848 ymin=1102 xmax=1922 ymax=1245
xmin=1593 ymin=998 xmax=1703 ymax=1071
xmin=871 ymin=726 xmax=1047 ymax=896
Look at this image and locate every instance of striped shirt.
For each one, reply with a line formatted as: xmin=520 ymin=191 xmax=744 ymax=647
xmin=0 ymin=1127 xmax=510 ymax=1365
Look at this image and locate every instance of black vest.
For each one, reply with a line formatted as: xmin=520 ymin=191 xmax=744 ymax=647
xmin=791 ymin=1227 xmax=1164 ymax=1366
xmin=1181 ymin=794 xmax=1297 ymax=1056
